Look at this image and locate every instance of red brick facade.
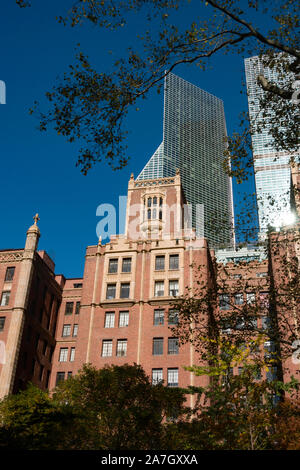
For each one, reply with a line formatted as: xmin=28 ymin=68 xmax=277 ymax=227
xmin=0 ymin=170 xmax=299 ymax=398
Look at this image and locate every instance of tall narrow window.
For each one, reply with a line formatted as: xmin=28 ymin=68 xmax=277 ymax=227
xmin=168 ymin=309 xmax=178 ymax=325
xmin=153 ymin=338 xmax=163 ymax=355
xmin=62 ymin=324 xmax=71 ymax=337
xmin=102 ymin=340 xmax=112 ymax=357
xmin=152 ymin=368 xmax=163 ymax=385
xmin=56 ymin=372 xmax=65 ymax=386
xmin=119 ymin=311 xmax=129 ymax=327
xmin=65 ymin=302 xmax=74 ymax=315
xmin=105 ymin=311 xmax=115 ymax=328
xmin=155 ymin=255 xmax=165 ymax=271
xmin=5 ymin=267 xmax=15 ymax=282
xmin=0 ymin=291 xmax=10 ymax=307
xmin=59 ymin=348 xmax=68 ymax=362
xmin=0 ymin=317 xmax=5 ymax=331
xmin=120 ymin=283 xmax=130 ymax=299
xmin=108 ymin=258 xmax=118 ymax=273
xmin=169 ymin=254 xmax=179 ymax=270
xmin=75 ymin=301 xmax=81 ymax=315
xmin=169 ymin=280 xmax=179 ymax=297
xmin=154 ymin=281 xmax=164 ymax=297
xmin=73 ymin=324 xmax=78 ymax=337
xmin=70 ymin=347 xmax=75 ymax=362
xmin=234 ymin=293 xmax=244 ymax=305
xmin=106 ymin=284 xmax=116 ymax=300
xmin=167 ymin=368 xmax=178 ymax=387
xmin=154 ymin=309 xmax=164 ymax=326
xmin=116 ymin=339 xmax=127 ymax=357
xmin=122 ymin=258 xmax=132 ymax=273
xmin=168 ymin=338 xmax=179 ymax=355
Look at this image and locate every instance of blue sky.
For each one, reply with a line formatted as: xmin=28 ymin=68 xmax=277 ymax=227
xmin=0 ymin=1 xmax=258 ymax=278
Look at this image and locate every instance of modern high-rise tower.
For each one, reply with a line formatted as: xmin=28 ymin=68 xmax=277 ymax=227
xmin=137 ymin=72 xmax=235 ymax=247
xmin=245 ymin=55 xmax=299 ymax=234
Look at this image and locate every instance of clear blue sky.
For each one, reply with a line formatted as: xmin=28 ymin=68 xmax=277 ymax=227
xmin=0 ymin=1 xmax=259 ymax=278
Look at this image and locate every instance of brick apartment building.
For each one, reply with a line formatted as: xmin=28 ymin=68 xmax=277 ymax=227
xmin=0 ymin=167 xmax=299 ymax=400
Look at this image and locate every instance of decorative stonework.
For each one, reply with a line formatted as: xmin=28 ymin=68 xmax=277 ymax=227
xmin=0 ymin=251 xmax=23 ymax=263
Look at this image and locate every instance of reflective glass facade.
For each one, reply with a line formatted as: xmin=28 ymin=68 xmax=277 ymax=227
xmin=137 ymin=72 xmax=234 ymax=247
xmin=245 ymin=56 xmax=299 ymax=233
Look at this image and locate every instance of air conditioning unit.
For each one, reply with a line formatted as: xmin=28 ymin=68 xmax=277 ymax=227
xmin=156 ymin=291 xmax=164 ymax=296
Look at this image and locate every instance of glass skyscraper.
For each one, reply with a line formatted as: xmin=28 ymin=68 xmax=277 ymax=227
xmin=137 ymin=72 xmax=234 ymax=247
xmin=245 ymin=55 xmax=299 ymax=234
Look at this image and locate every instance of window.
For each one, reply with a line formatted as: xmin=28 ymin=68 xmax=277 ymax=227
xmin=155 ymin=255 xmax=165 ymax=271
xmin=169 ymin=254 xmax=179 ymax=270
xmin=168 ymin=338 xmax=179 ymax=355
xmin=73 ymin=324 xmax=78 ymax=337
xmin=246 ymin=292 xmax=255 ymax=304
xmin=257 ymin=272 xmax=267 ymax=278
xmin=105 ymin=312 xmax=115 ymax=328
xmin=262 ymin=316 xmax=271 ymax=330
xmin=0 ymin=317 xmax=5 ymax=331
xmin=106 ymin=284 xmax=116 ymax=300
xmin=116 ymin=339 xmax=127 ymax=357
xmin=102 ymin=340 xmax=113 ymax=357
xmin=169 ymin=280 xmax=179 ymax=297
xmin=119 ymin=311 xmax=129 ymax=327
xmin=108 ymin=258 xmax=118 ymax=274
xmin=260 ymin=292 xmax=269 ymax=308
xmin=154 ymin=309 xmax=164 ymax=326
xmin=234 ymin=293 xmax=243 ymax=305
xmin=70 ymin=347 xmax=75 ymax=362
xmin=75 ymin=302 xmax=81 ymax=315
xmin=67 ymin=371 xmax=73 ymax=379
xmin=122 ymin=258 xmax=132 ymax=273
xmin=238 ymin=367 xmax=243 ymax=375
xmin=120 ymin=283 xmax=130 ymax=299
xmin=219 ymin=294 xmax=230 ymax=310
xmin=59 ymin=348 xmax=68 ymax=362
xmin=73 ymin=283 xmax=82 ymax=288
xmin=5 ymin=267 xmax=15 ymax=282
xmin=0 ymin=291 xmax=10 ymax=307
xmin=65 ymin=302 xmax=74 ymax=315
xmin=153 ymin=338 xmax=163 ymax=355
xmin=152 ymin=368 xmax=163 ymax=385
xmin=56 ymin=372 xmax=65 ymax=386
xmin=62 ymin=324 xmax=71 ymax=337
xmin=168 ymin=309 xmax=179 ymax=325
xmin=233 ymin=273 xmax=242 ymax=279
xmin=145 ymin=196 xmax=162 ymax=220
xmin=154 ymin=281 xmax=164 ymax=297
xmin=167 ymin=368 xmax=178 ymax=387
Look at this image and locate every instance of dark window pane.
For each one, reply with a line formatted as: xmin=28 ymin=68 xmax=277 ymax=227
xmin=168 ymin=338 xmax=179 ymax=355
xmin=106 ymin=284 xmax=116 ymax=299
xmin=56 ymin=372 xmax=65 ymax=386
xmin=0 ymin=317 xmax=5 ymax=331
xmin=169 ymin=255 xmax=179 ymax=270
xmin=153 ymin=338 xmax=163 ymax=355
xmin=5 ymin=267 xmax=15 ymax=282
xmin=122 ymin=258 xmax=132 ymax=273
xmin=65 ymin=302 xmax=74 ymax=315
xmin=155 ymin=255 xmax=165 ymax=270
xmin=108 ymin=259 xmax=118 ymax=273
xmin=120 ymin=283 xmax=130 ymax=298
